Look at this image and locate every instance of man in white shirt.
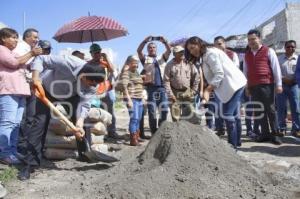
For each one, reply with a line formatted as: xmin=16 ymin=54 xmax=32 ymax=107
xmin=276 ymin=40 xmax=300 ymax=138
xmin=16 ymin=29 xmax=43 ymax=156
xmin=13 ymin=28 xmax=39 ymax=65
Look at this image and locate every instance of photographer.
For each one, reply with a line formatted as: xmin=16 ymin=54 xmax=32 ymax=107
xmin=137 ymin=36 xmax=171 ymax=134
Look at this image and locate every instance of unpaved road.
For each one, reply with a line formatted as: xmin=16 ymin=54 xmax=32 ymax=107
xmin=2 ymin=107 xmax=300 ymax=199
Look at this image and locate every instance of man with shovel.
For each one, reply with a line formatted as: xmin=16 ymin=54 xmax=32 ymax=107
xmin=18 ymin=54 xmax=118 ymax=181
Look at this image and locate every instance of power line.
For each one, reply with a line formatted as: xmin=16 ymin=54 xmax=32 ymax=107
xmin=165 ymin=0 xmax=207 ymax=37
xmin=170 ymin=0 xmax=210 ymax=39
xmin=210 ymin=0 xmax=253 ymax=40
xmin=220 ymin=0 xmax=257 ymax=36
xmin=250 ymin=0 xmax=283 ymax=28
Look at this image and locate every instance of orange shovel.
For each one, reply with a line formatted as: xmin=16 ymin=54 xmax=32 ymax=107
xmin=33 ymin=82 xmax=119 ymax=163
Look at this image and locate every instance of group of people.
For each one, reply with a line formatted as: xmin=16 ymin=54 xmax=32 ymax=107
xmin=118 ymin=30 xmax=300 ymax=149
xmin=0 ymin=26 xmax=300 ymax=181
xmin=0 ymin=27 xmax=110 ymax=181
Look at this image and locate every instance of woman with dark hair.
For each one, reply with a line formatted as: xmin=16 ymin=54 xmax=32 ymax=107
xmin=185 ymin=36 xmax=247 ymax=148
xmin=0 ymin=28 xmax=41 ymax=165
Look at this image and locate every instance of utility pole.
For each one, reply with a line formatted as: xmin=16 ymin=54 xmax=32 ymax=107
xmin=23 ymin=11 xmax=26 ymax=32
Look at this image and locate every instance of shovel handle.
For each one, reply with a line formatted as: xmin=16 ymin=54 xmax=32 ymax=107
xmin=34 ymin=84 xmax=84 ymax=140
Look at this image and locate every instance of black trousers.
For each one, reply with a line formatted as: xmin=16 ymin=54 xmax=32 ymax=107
xmin=20 ymin=89 xmax=90 ymax=166
xmin=139 ymin=108 xmax=145 ymax=136
xmin=100 ymin=94 xmax=116 ymax=135
xmin=249 ymin=84 xmax=278 ymax=137
xmin=18 ymin=95 xmax=37 ymax=155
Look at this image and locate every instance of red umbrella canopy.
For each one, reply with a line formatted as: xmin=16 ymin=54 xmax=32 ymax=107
xmin=53 ymin=16 xmax=128 ymax=43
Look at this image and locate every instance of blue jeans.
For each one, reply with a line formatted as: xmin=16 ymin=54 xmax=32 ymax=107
xmin=108 ymin=89 xmax=116 ymax=102
xmin=205 ymin=95 xmax=216 ymax=129
xmin=0 ymin=95 xmax=25 ymax=158
xmin=214 ymin=95 xmax=225 ymax=131
xmin=276 ymin=84 xmax=300 ymax=132
xmin=127 ymin=99 xmax=144 ymax=134
xmin=242 ymin=92 xmax=253 ymax=133
xmin=146 ymin=86 xmax=168 ymax=134
xmin=221 ymin=88 xmax=244 ymax=148
xmin=101 ymin=92 xmax=116 ymax=135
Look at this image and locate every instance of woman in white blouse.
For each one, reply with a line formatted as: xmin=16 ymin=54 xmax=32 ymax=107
xmin=185 ymin=36 xmax=247 ymax=148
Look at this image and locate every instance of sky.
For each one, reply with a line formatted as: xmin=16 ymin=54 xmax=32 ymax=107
xmin=1 ymin=0 xmax=296 ymax=69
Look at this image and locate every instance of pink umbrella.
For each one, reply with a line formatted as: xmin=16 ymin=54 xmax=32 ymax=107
xmin=53 ymin=16 xmax=128 ymax=43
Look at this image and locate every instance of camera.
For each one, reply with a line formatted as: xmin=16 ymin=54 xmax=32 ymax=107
xmin=151 ymin=36 xmax=161 ymax=41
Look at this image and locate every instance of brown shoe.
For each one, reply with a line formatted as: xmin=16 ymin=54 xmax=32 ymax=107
xmin=136 ymin=130 xmax=140 ymax=139
xmin=130 ymin=133 xmax=139 ymax=146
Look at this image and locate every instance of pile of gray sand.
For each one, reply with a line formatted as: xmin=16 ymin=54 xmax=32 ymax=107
xmin=98 ymin=121 xmax=294 ymax=199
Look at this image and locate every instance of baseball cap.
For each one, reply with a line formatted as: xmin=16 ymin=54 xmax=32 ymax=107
xmin=172 ymin=45 xmax=184 ymax=53
xmin=38 ymin=40 xmax=52 ymax=49
xmin=90 ymin=43 xmax=102 ymax=53
xmin=131 ymin=55 xmax=139 ymax=61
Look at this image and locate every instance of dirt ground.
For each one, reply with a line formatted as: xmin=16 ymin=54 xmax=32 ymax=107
xmin=2 ymin=107 xmax=300 ymax=199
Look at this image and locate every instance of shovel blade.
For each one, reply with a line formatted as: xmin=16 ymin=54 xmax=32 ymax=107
xmin=83 ymin=150 xmax=119 ymax=163
xmin=80 ymin=137 xmax=119 ymax=163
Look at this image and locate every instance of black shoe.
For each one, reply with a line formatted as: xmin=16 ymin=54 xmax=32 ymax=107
xmin=18 ymin=166 xmax=31 ymax=181
xmin=273 ymin=130 xmax=285 ymax=137
xmin=255 ymin=135 xmax=270 ymax=143
xmin=216 ymin=130 xmax=225 ymax=136
xmin=292 ymin=131 xmax=300 ymax=138
xmin=76 ymin=155 xmax=91 ymax=163
xmin=140 ymin=135 xmax=151 ymax=140
xmin=107 ymin=132 xmax=121 ymax=139
xmin=271 ymin=136 xmax=282 ymax=145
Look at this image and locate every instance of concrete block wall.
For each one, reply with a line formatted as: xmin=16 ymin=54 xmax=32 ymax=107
xmin=257 ymin=3 xmax=300 ymax=53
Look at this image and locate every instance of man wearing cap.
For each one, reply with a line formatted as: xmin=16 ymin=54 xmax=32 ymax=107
xmin=18 ymin=54 xmax=105 ymax=180
xmin=164 ymin=45 xmax=200 ymax=121
xmin=88 ymin=44 xmax=118 ymax=139
xmin=38 ymin=40 xmax=52 ymax=55
xmin=137 ymin=36 xmax=171 ymax=134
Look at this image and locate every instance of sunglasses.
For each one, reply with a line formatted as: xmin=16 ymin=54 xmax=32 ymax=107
xmin=286 ymin=46 xmax=295 ymax=49
xmin=91 ymin=51 xmax=101 ymax=54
